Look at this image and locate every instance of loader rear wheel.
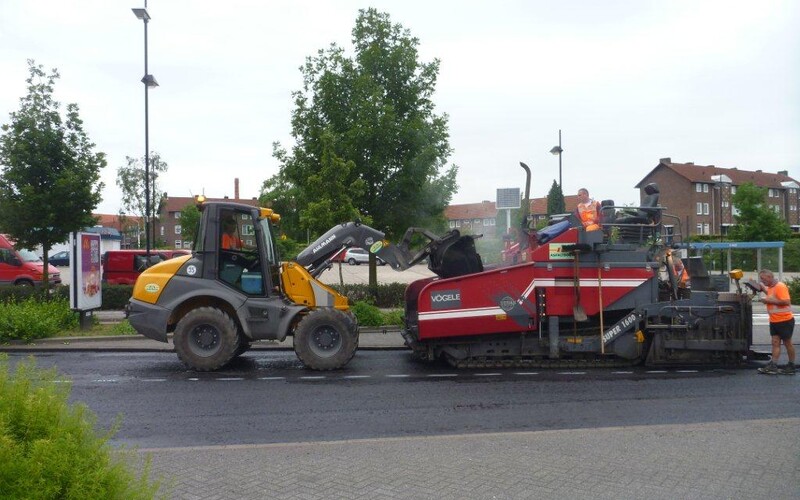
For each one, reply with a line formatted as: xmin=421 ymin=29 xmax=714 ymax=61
xmin=293 ymin=309 xmax=358 ymax=370
xmin=173 ymin=307 xmax=240 ymax=371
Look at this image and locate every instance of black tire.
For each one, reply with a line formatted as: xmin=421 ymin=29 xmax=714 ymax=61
xmin=293 ymin=308 xmax=358 ymax=370
xmin=173 ymin=307 xmax=241 ymax=371
xmin=15 ymin=280 xmax=34 ymax=287
xmin=348 ymin=258 xmax=357 ymax=265
xmin=234 ymin=341 xmax=251 ymax=358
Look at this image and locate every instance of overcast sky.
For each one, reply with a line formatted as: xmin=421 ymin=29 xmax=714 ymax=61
xmin=1 ymin=0 xmax=797 ymax=216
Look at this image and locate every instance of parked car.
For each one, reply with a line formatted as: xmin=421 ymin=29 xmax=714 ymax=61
xmin=341 ymin=247 xmax=386 ymax=266
xmin=48 ymin=250 xmax=70 ymax=267
xmin=0 ymin=234 xmax=61 ymax=287
xmin=102 ymin=249 xmax=191 ymax=284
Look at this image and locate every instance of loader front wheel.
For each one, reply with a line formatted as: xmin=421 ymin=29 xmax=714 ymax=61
xmin=173 ymin=307 xmax=240 ymax=371
xmin=294 ymin=309 xmax=358 ymax=370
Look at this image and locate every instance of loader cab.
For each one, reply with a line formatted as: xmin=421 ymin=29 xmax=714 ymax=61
xmin=196 ymin=201 xmax=281 ymax=297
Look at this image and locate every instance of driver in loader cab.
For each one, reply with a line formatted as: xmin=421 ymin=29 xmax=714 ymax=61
xmin=221 ymin=216 xmax=244 ymax=250
xmin=575 ymin=188 xmax=601 ymax=231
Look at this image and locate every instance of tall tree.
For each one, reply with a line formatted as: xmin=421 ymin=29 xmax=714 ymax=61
xmin=179 ymin=202 xmax=201 ymax=248
xmin=268 ymin=8 xmax=458 ymax=242
xmin=546 ymin=180 xmax=566 ymax=216
xmin=729 ymin=182 xmax=791 ymax=241
xmin=116 ymin=153 xmax=168 ymax=248
xmin=0 ymin=60 xmax=105 ymax=285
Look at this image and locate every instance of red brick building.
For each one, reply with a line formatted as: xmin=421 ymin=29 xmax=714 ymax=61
xmin=636 ymin=158 xmax=800 ymax=237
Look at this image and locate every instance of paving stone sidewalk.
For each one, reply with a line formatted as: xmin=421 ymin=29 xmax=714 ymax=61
xmin=137 ymin=418 xmax=800 ymax=500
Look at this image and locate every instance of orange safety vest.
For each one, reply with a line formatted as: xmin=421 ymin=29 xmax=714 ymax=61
xmin=674 ymin=265 xmax=689 ymax=287
xmin=577 ymin=201 xmax=601 ymax=231
xmin=765 ymin=282 xmax=793 ymax=323
xmin=222 ymin=233 xmax=243 ymax=250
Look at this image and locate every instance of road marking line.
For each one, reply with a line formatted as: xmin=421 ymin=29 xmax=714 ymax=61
xmin=93 ymin=379 xmax=119 ymax=383
xmin=557 ymin=372 xmax=586 ymax=375
xmin=141 ymin=378 xmax=166 ymax=382
xmin=646 ymin=370 xmax=668 ymax=374
xmin=474 ymin=373 xmax=502 ymax=377
xmin=216 ymin=377 xmax=244 ymax=381
xmin=188 ymin=378 xmax=200 ymax=381
xmin=612 ymin=371 xmax=633 ymax=374
xmin=427 ymin=374 xmax=457 ymax=377
xmin=676 ymin=370 xmax=699 ymax=373
xmin=342 ymin=375 xmax=371 ymax=379
xmin=514 ymin=372 xmax=539 ymax=375
xmin=385 ymin=374 xmax=410 ymax=378
xmin=300 ymin=376 xmax=326 ymax=380
xmin=258 ymin=376 xmax=285 ymax=380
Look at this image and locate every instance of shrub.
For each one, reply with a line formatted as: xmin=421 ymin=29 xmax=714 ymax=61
xmin=787 ymin=277 xmax=800 ymax=305
xmin=381 ymin=309 xmax=405 ymax=326
xmin=331 ymin=283 xmax=406 ymax=308
xmin=0 ymin=355 xmax=163 ymax=499
xmin=102 ymin=285 xmax=134 ymax=310
xmin=351 ymin=301 xmax=384 ymax=327
xmin=0 ymin=297 xmax=78 ymax=342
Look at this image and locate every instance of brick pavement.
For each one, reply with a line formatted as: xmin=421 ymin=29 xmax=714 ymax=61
xmin=137 ymin=418 xmax=800 ymax=500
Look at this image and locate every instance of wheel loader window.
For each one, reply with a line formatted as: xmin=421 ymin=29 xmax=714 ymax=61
xmin=218 ymin=210 xmax=264 ymax=295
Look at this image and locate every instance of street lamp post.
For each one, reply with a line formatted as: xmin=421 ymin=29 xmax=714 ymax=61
xmin=132 ymin=4 xmax=158 ymax=257
xmin=549 ymin=129 xmax=563 ymax=189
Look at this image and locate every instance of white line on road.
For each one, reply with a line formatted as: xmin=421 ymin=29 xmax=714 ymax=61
xmin=216 ymin=377 xmax=244 ymax=381
xmin=514 ymin=372 xmax=539 ymax=376
xmin=385 ymin=374 xmax=411 ymax=378
xmin=557 ymin=372 xmax=586 ymax=375
xmin=342 ymin=375 xmax=371 ymax=379
xmin=612 ymin=371 xmax=634 ymax=374
xmin=474 ymin=373 xmax=502 ymax=377
xmin=427 ymin=374 xmax=457 ymax=377
xmin=141 ymin=378 xmax=167 ymax=382
xmin=259 ymin=376 xmax=285 ymax=380
xmin=300 ymin=376 xmax=326 ymax=380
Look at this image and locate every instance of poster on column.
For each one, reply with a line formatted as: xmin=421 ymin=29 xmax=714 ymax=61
xmin=69 ymin=232 xmax=102 ymax=311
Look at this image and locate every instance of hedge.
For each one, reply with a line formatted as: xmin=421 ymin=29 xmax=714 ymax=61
xmin=0 ymin=283 xmax=408 ymax=310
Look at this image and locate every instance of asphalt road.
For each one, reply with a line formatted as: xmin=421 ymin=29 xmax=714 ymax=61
xmin=10 ymin=350 xmax=798 ymax=450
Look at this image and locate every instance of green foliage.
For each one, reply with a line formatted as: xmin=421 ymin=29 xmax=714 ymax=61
xmin=110 ymin=320 xmax=137 ymax=336
xmin=0 ymin=297 xmax=78 ymax=342
xmin=546 ymin=180 xmax=566 ymax=215
xmin=350 ymin=301 xmax=384 ymax=326
xmin=298 ymin=131 xmax=371 ymax=234
xmin=786 ymin=277 xmax=800 ymax=305
xmin=269 ymin=8 xmax=458 ymax=241
xmin=728 ymin=182 xmax=791 ymax=241
xmin=178 ymin=203 xmax=201 ymax=247
xmin=0 ymin=355 xmax=163 ymax=499
xmin=275 ymin=235 xmax=305 ymax=261
xmin=100 ymin=285 xmax=134 ymax=310
xmin=331 ymin=282 xmax=406 ymax=308
xmin=116 ymin=153 xmax=169 ymax=229
xmin=350 ymin=301 xmax=404 ymax=326
xmin=0 ymin=60 xmax=105 ymax=287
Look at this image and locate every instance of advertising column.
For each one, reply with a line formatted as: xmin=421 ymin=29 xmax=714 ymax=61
xmin=70 ymin=232 xmax=102 ymax=328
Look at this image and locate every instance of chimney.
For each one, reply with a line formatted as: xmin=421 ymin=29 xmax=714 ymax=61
xmin=235 ymin=178 xmax=240 ymax=200
xmin=778 ymin=170 xmax=788 ymax=176
xmin=659 ymin=157 xmax=671 ymax=164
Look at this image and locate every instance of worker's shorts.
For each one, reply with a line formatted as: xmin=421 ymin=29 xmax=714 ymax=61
xmin=769 ymin=318 xmax=795 ymax=341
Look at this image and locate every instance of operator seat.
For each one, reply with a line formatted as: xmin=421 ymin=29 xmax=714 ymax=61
xmin=615 ymin=183 xmax=660 ymax=243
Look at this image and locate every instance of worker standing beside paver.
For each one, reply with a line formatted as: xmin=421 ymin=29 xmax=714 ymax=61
xmin=756 ymin=269 xmax=796 ymax=375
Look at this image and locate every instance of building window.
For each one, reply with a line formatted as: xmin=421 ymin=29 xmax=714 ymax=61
xmin=696 ymin=184 xmax=702 ymax=193
xmin=703 ymin=223 xmax=710 ymax=234
xmin=731 ymin=186 xmax=737 ymax=194
xmin=160 ymin=226 xmax=164 ymax=236
xmin=175 ymin=224 xmax=182 ymax=235
xmin=768 ymin=189 xmax=774 ymax=197
xmin=722 ymin=201 xmax=730 ymax=208
xmin=455 ymin=220 xmax=461 ymax=227
xmin=696 ymin=223 xmax=703 ymax=234
xmin=703 ymin=203 xmax=709 ymax=215
xmin=175 ymin=240 xmax=181 ymax=248
xmin=473 ymin=218 xmax=481 ymax=224
xmin=174 ymin=212 xmax=181 ymax=219
xmin=183 ymin=241 xmax=192 ymax=249
xmin=449 ymin=221 xmax=456 ymax=228
xmin=732 ymin=205 xmax=740 ymax=216
xmin=703 ymin=184 xmax=709 ymax=193
xmin=696 ymin=203 xmax=702 ymax=215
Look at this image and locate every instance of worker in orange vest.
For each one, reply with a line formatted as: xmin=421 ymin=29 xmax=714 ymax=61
xmin=673 ymin=259 xmax=689 ymax=288
xmin=575 ymin=188 xmax=601 ymax=231
xmin=756 ymin=269 xmax=796 ymax=375
xmin=221 ymin=217 xmax=244 ymax=250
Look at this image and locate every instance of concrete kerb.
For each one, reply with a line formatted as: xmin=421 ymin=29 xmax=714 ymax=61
xmin=1 ymin=303 xmax=791 ymax=353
